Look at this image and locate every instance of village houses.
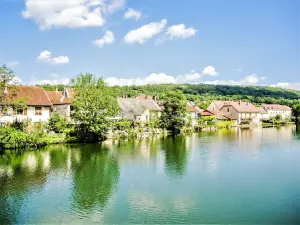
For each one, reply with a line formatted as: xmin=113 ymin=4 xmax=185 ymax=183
xmin=117 ymin=96 xmax=162 ymax=123
xmin=262 ymin=104 xmax=292 ymax=120
xmin=207 ymin=100 xmax=268 ymax=125
xmin=0 ymin=86 xmax=53 ymax=124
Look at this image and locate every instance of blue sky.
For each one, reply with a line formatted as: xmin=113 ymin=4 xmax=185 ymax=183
xmin=1 ymin=0 xmax=299 ymax=89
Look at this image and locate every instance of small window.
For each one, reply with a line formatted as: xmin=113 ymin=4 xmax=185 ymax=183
xmin=35 ymin=107 xmax=42 ymax=115
xmin=227 ymin=108 xmax=230 ymax=112
xmin=17 ymin=109 xmax=23 ymax=115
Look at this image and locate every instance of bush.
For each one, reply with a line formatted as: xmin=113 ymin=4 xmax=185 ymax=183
xmin=0 ymin=128 xmax=49 ymax=149
xmin=47 ymin=113 xmax=67 ymax=133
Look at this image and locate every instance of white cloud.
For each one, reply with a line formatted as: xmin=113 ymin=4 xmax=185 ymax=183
xmin=124 ymin=8 xmax=141 ymax=21
xmin=105 ymin=67 xmax=217 ymax=86
xmin=37 ymin=51 xmax=70 ymax=65
xmin=204 ymin=74 xmax=266 ymax=86
xmin=22 ymin=0 xmax=125 ymax=29
xmin=124 ymin=19 xmax=167 ymax=44
xmin=93 ymin=30 xmax=115 ymax=48
xmin=270 ymin=82 xmax=300 ymax=90
xmin=166 ymin=24 xmax=196 ymax=40
xmin=6 ymin=61 xmax=20 ymax=68
xmin=38 ymin=78 xmax=71 ymax=85
xmin=202 ymin=66 xmax=218 ymax=76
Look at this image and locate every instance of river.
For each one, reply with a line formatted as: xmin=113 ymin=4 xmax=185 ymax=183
xmin=0 ymin=126 xmax=299 ymax=224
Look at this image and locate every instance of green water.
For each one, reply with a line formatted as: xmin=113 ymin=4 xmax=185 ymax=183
xmin=1 ymin=126 xmax=300 ymax=224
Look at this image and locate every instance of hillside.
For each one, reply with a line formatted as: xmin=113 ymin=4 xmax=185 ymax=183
xmin=112 ymin=84 xmax=300 ymax=106
xmin=39 ymin=83 xmax=300 ymax=107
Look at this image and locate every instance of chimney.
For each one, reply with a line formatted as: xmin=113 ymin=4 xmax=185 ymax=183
xmin=55 ymin=87 xmax=58 ymax=93
xmin=239 ymin=100 xmax=241 ymax=105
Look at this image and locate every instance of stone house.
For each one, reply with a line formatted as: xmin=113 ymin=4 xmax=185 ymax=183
xmin=219 ymin=101 xmax=264 ymax=125
xmin=117 ymin=97 xmax=162 ymax=123
xmin=46 ymin=89 xmax=71 ymax=118
xmin=0 ymin=85 xmax=52 ymax=124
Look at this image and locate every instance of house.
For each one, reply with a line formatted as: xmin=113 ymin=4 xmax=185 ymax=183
xmin=46 ymin=88 xmax=71 ymax=118
xmin=0 ymin=85 xmax=52 ymax=124
xmin=201 ymin=109 xmax=234 ymax=121
xmin=262 ymin=104 xmax=292 ymax=119
xmin=219 ymin=101 xmax=264 ymax=125
xmin=207 ymin=100 xmax=234 ymax=111
xmin=117 ymin=97 xmax=162 ymax=123
xmin=186 ymin=102 xmax=203 ymax=126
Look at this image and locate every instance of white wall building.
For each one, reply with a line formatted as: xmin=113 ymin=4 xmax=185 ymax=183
xmin=262 ymin=104 xmax=292 ymax=120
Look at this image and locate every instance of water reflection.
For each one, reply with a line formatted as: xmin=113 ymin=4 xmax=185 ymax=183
xmin=71 ymin=144 xmax=119 ymax=212
xmin=162 ymin=135 xmax=189 ymax=178
xmin=0 ymin=126 xmax=299 ymax=224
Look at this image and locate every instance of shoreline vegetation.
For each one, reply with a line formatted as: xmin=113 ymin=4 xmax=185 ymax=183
xmin=0 ymin=66 xmax=300 ymax=151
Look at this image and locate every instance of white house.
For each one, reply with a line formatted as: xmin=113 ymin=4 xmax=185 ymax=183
xmin=0 ymin=85 xmax=53 ymax=124
xmin=262 ymin=104 xmax=292 ymax=120
xmin=186 ymin=102 xmax=203 ymax=126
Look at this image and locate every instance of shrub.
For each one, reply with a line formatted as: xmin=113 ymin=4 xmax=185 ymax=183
xmin=47 ymin=113 xmax=67 ymax=133
xmin=0 ymin=128 xmax=49 ymax=149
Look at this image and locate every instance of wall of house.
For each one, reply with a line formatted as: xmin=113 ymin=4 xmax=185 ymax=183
xmin=135 ymin=109 xmax=150 ymax=123
xmin=221 ymin=106 xmax=239 ymax=121
xmin=220 ymin=106 xmax=262 ymax=125
xmin=207 ymin=102 xmax=219 ymax=111
xmin=266 ymin=110 xmax=292 ymax=119
xmin=0 ymin=106 xmax=51 ymax=124
xmin=51 ymin=104 xmax=71 ymax=118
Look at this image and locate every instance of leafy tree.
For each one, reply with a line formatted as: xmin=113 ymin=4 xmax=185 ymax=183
xmin=71 ymin=73 xmax=119 ymax=141
xmin=47 ymin=113 xmax=67 ymax=133
xmin=292 ymin=104 xmax=300 ymax=124
xmin=0 ymin=65 xmax=26 ymax=114
xmin=160 ymin=90 xmax=187 ymax=133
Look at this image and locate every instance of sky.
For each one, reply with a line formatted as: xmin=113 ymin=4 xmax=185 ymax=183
xmin=0 ymin=0 xmax=299 ymax=89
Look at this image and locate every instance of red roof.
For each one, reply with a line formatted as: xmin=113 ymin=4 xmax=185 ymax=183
xmin=6 ymin=85 xmax=52 ymax=106
xmin=262 ymin=104 xmax=291 ymax=111
xmin=222 ymin=101 xmax=262 ymax=113
xmin=201 ymin=110 xmax=233 ymax=120
xmin=46 ymin=91 xmax=70 ymax=105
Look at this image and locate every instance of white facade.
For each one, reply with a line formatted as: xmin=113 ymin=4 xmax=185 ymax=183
xmin=265 ymin=110 xmax=292 ymax=120
xmin=0 ymin=106 xmax=51 ymax=124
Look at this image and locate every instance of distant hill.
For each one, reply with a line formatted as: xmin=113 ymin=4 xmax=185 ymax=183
xmin=39 ymin=83 xmax=300 ymax=106
xmin=112 ymin=84 xmax=300 ymax=106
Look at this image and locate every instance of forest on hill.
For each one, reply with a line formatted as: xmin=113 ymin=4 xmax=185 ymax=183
xmin=39 ymin=83 xmax=300 ymax=107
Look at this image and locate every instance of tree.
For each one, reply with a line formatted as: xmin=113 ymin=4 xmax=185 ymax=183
xmin=292 ymin=104 xmax=300 ymax=124
xmin=0 ymin=65 xmax=25 ymax=114
xmin=160 ymin=90 xmax=187 ymax=133
xmin=47 ymin=113 xmax=67 ymax=133
xmin=71 ymin=73 xmax=119 ymax=141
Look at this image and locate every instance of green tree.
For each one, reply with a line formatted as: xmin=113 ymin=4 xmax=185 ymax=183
xmin=292 ymin=104 xmax=300 ymax=124
xmin=0 ymin=64 xmax=26 ymax=114
xmin=47 ymin=113 xmax=67 ymax=133
xmin=71 ymin=73 xmax=119 ymax=141
xmin=160 ymin=91 xmax=187 ymax=133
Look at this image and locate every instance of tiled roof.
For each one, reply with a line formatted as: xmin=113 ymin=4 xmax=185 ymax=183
xmin=211 ymin=101 xmax=233 ymax=110
xmin=262 ymin=104 xmax=291 ymax=111
xmin=118 ymin=98 xmax=162 ymax=116
xmin=46 ymin=91 xmax=70 ymax=105
xmin=222 ymin=101 xmax=262 ymax=113
xmin=186 ymin=102 xmax=203 ymax=113
xmin=201 ymin=110 xmax=233 ymax=120
xmin=6 ymin=85 xmax=52 ymax=106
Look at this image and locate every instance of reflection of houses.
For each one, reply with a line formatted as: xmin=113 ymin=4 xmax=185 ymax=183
xmin=262 ymin=104 xmax=292 ymax=119
xmin=0 ymin=86 xmax=52 ymax=123
xmin=117 ymin=97 xmax=162 ymax=122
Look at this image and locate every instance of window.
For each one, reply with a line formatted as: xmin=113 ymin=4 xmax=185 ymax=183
xmin=227 ymin=108 xmax=230 ymax=112
xmin=35 ymin=107 xmax=42 ymax=115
